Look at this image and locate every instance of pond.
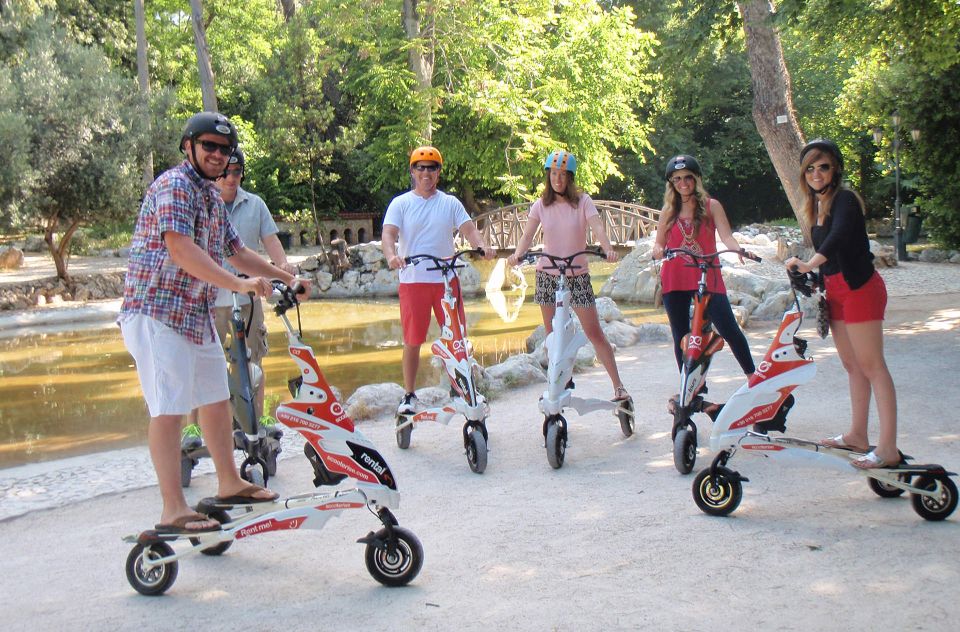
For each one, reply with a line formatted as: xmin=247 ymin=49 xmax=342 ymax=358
xmin=0 ymin=263 xmax=663 ymax=468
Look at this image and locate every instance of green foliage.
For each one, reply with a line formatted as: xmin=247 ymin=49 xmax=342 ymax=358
xmin=0 ymin=13 xmax=148 ymax=268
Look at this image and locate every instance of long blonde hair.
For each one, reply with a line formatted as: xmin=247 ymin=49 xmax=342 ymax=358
xmin=660 ymin=173 xmax=710 ymax=234
xmin=798 ymin=148 xmax=865 ymax=238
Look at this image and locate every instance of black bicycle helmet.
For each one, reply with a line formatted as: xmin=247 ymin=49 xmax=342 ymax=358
xmin=180 ymin=111 xmax=238 ymax=151
xmin=664 ymin=154 xmax=702 ymax=180
xmin=800 ymin=138 xmax=843 ymax=173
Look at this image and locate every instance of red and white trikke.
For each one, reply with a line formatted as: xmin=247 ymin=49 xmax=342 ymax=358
xmin=123 ymin=281 xmax=423 ymax=596
xmin=692 ymin=269 xmax=958 ymax=521
xmin=395 ymin=250 xmax=490 ymax=473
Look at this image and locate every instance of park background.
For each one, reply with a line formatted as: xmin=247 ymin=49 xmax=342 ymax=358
xmin=1 ymin=0 xmax=959 ymax=281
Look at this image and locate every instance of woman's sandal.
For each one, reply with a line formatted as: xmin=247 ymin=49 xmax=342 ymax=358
xmin=819 ymin=434 xmax=869 ymax=453
xmin=851 ymin=450 xmax=901 ymax=470
xmin=613 ymin=386 xmax=631 ymax=402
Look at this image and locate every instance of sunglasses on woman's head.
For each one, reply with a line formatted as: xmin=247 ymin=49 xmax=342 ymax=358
xmin=670 ymin=175 xmax=695 ymax=184
xmin=198 ymin=139 xmax=234 ymax=157
xmin=805 ymin=163 xmax=833 ymax=173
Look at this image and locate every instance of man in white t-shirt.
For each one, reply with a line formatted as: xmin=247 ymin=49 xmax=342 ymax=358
xmin=381 ymin=145 xmax=493 ymax=414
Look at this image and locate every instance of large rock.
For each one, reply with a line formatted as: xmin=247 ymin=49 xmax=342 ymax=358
xmin=595 ymin=297 xmax=623 ymax=322
xmin=0 ymin=246 xmax=24 ymax=270
xmin=598 ymin=241 xmax=659 ymax=303
xmin=345 ymin=382 xmax=405 ymax=420
xmin=601 ymin=320 xmax=638 ymax=347
xmin=918 ymin=248 xmax=949 ymax=263
xmin=485 ymin=353 xmax=547 ymax=390
xmin=751 ymin=290 xmax=794 ymax=320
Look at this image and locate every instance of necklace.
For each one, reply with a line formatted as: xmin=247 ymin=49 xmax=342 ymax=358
xmin=676 ymin=216 xmax=702 ymax=254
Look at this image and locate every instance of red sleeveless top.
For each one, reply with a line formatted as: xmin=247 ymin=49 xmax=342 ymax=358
xmin=660 ymin=199 xmax=727 ymax=294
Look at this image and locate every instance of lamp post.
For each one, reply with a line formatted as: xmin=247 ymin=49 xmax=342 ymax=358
xmin=872 ymin=111 xmax=920 ymax=262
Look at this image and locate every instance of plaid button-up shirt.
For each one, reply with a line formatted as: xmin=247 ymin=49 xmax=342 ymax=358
xmin=120 ymin=160 xmax=244 ymax=344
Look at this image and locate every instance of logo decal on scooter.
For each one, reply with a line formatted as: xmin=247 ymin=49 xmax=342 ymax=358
xmin=317 ymin=501 xmax=363 ymax=511
xmin=348 ymin=442 xmax=396 ymax=489
xmin=236 ymin=516 xmax=305 ymax=539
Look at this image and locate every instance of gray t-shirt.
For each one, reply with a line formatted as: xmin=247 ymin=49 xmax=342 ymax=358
xmin=217 ymin=187 xmax=279 ymax=307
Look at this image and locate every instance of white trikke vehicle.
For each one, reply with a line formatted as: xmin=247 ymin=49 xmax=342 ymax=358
xmin=517 ymin=249 xmax=635 ymax=469
xmin=395 ymin=250 xmax=490 ymax=474
xmin=692 ymin=269 xmax=958 ymax=521
xmin=123 ymin=281 xmax=424 ymax=596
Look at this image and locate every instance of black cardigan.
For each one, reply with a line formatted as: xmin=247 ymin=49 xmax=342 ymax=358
xmin=811 ymin=189 xmax=875 ymax=289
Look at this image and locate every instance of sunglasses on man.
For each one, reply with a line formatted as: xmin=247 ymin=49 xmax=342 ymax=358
xmin=412 ymin=164 xmax=440 ymax=173
xmin=197 ymin=139 xmax=234 ymax=157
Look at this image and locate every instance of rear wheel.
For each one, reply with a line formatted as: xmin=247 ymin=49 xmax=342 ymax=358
xmin=125 ymin=542 xmax=178 ymax=596
xmin=673 ymin=428 xmax=697 ymax=474
xmin=911 ymin=475 xmax=958 ymax=521
xmin=189 ymin=509 xmax=233 ymax=556
xmin=692 ymin=468 xmax=742 ymax=517
xmin=867 ymin=473 xmax=909 ymax=498
xmin=396 ymin=415 xmax=412 ymax=450
xmin=545 ymin=417 xmax=566 ymax=470
xmin=617 ymin=398 xmax=635 ymax=437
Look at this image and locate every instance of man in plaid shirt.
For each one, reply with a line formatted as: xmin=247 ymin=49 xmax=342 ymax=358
xmin=119 ymin=112 xmax=308 ymax=534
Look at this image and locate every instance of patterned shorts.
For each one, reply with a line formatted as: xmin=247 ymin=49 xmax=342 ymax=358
xmin=534 ymin=271 xmax=596 ymax=307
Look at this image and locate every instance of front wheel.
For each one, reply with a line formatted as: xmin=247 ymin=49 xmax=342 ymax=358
xmin=125 ymin=542 xmax=178 ymax=596
xmin=618 ymin=398 xmax=635 ymax=437
xmin=545 ymin=417 xmax=566 ymax=470
xmin=465 ymin=430 xmax=488 ymax=474
xmin=673 ymin=428 xmax=697 ymax=474
xmin=911 ymin=475 xmax=958 ymax=521
xmin=692 ymin=468 xmax=742 ymax=517
xmin=396 ymin=415 xmax=412 ymax=450
xmin=364 ymin=527 xmax=424 ymax=587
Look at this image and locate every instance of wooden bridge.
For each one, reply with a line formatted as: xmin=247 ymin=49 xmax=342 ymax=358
xmin=457 ymin=200 xmax=661 ymax=252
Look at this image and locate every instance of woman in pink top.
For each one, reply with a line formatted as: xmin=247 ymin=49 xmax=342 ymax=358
xmin=508 ymin=150 xmax=628 ymax=401
xmin=651 ymin=154 xmax=755 ymax=379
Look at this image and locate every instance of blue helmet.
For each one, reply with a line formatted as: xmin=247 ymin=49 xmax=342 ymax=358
xmin=544 ymin=150 xmax=577 ymax=175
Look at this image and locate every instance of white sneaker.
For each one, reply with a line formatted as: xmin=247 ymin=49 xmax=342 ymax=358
xmin=397 ymin=392 xmax=418 ymax=415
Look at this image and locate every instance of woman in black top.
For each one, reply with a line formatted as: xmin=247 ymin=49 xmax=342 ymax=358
xmin=785 ymin=139 xmax=899 ymax=469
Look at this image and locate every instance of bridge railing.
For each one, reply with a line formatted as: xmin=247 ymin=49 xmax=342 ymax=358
xmin=457 ymin=200 xmax=661 ymax=251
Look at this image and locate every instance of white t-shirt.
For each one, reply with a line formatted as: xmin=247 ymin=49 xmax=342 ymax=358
xmin=383 ymin=189 xmax=471 ymax=284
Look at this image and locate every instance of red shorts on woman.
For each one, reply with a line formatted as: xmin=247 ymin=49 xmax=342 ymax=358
xmin=398 ymin=278 xmax=465 ymax=345
xmin=824 ymin=270 xmax=886 ymax=323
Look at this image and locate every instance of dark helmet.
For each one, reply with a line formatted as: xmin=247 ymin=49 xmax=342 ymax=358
xmin=544 ymin=150 xmax=577 ymax=174
xmin=228 ymin=147 xmax=245 ymax=170
xmin=179 ymin=111 xmax=238 ymax=152
xmin=800 ymin=138 xmax=844 ymax=173
xmin=665 ymin=154 xmax=701 ymax=180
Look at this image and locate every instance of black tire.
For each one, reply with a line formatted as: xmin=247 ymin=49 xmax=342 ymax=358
xmin=867 ymin=473 xmax=909 ymax=498
xmin=673 ymin=428 xmax=697 ymax=475
xmin=911 ymin=475 xmax=958 ymax=521
xmin=692 ymin=468 xmax=743 ymax=517
xmin=180 ymin=456 xmax=193 ymax=489
xmin=545 ymin=418 xmax=566 ymax=470
xmin=466 ymin=430 xmax=488 ymax=474
xmin=396 ymin=415 xmax=412 ymax=450
xmin=364 ymin=526 xmax=424 ymax=587
xmin=125 ymin=542 xmax=178 ymax=596
xmin=189 ymin=509 xmax=233 ymax=556
xmin=241 ymin=462 xmax=266 ymax=488
xmin=618 ymin=398 xmax=635 ymax=437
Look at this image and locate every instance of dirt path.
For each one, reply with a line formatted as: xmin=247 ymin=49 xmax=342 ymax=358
xmin=0 ymin=291 xmax=958 ymax=631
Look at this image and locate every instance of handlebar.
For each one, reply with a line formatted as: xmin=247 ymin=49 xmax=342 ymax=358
xmin=404 ymin=248 xmax=486 ymax=273
xmin=271 ymin=279 xmax=307 ymax=316
xmin=787 ymin=266 xmax=822 ymax=297
xmin=662 ymin=247 xmax=761 ymax=266
xmin=517 ymin=247 xmax=606 ymax=273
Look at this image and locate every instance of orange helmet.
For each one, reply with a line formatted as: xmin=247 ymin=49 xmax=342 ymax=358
xmin=409 ymin=145 xmax=443 ymax=167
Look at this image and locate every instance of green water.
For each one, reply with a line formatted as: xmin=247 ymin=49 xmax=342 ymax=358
xmin=0 ymin=263 xmax=662 ymax=468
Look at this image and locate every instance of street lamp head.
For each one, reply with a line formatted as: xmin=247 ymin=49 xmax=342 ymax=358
xmin=911 ymin=129 xmax=921 ymax=142
xmin=892 ymin=110 xmax=901 ymax=128
xmin=872 ymin=127 xmax=883 ymax=145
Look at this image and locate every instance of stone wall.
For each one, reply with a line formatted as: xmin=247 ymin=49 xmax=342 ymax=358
xmin=0 ymin=273 xmax=125 ymax=310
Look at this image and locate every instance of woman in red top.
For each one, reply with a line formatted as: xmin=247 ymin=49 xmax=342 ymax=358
xmin=651 ymin=154 xmax=755 ymax=377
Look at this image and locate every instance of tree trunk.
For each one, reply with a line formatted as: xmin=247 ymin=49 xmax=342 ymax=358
xmin=402 ymin=0 xmax=434 ymax=140
xmin=134 ymin=0 xmax=154 ymax=188
xmin=190 ymin=0 xmax=219 ymax=112
xmin=44 ymin=215 xmax=81 ymax=282
xmin=738 ymin=0 xmax=809 ymax=241
xmin=278 ymin=0 xmax=296 ymax=21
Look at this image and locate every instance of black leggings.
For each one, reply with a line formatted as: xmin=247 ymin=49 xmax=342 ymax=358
xmin=662 ymin=290 xmax=756 ymax=375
